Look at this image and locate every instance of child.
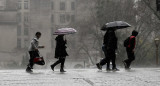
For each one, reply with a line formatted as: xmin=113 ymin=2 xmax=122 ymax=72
xmin=26 ymin=32 xmax=44 ymax=73
xmin=123 ymin=30 xmax=138 ymax=69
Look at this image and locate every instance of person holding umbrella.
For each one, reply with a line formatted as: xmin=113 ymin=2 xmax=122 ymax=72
xmin=96 ymin=28 xmax=119 ymax=71
xmin=51 ymin=35 xmax=68 ymax=72
xmin=96 ymin=21 xmax=131 ymax=71
xmin=51 ymin=28 xmax=76 ymax=72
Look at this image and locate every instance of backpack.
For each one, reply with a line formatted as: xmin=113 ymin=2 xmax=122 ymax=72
xmin=124 ymin=37 xmax=130 ymax=47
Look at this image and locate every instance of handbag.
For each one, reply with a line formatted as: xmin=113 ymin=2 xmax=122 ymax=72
xmin=33 ymin=57 xmax=45 ymax=65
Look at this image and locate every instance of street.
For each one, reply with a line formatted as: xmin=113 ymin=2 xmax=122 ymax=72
xmin=0 ymin=68 xmax=160 ymax=86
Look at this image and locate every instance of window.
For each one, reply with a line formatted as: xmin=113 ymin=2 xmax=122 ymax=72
xmin=24 ymin=15 xmax=28 ymax=22
xmin=71 ymin=2 xmax=75 ymax=10
xmin=17 ymin=25 xmax=21 ymax=36
xmin=60 ymin=2 xmax=65 ymax=10
xmin=51 ymin=14 xmax=54 ymax=23
xmin=71 ymin=15 xmax=75 ymax=22
xmin=51 ymin=1 xmax=54 ymax=10
xmin=0 ymin=0 xmax=5 ymax=10
xmin=24 ymin=12 xmax=29 ymax=24
xmin=17 ymin=1 xmax=21 ymax=9
xmin=24 ymin=39 xmax=28 ymax=48
xmin=60 ymin=14 xmax=65 ymax=23
xmin=17 ymin=13 xmax=21 ymax=22
xmin=24 ymin=27 xmax=29 ymax=36
xmin=17 ymin=38 xmax=21 ymax=48
xmin=66 ymin=14 xmax=70 ymax=22
xmin=24 ymin=1 xmax=28 ymax=9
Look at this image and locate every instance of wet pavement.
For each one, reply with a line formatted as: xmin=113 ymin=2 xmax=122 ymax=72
xmin=0 ymin=68 xmax=160 ymax=86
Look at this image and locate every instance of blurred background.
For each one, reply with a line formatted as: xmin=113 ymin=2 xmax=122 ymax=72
xmin=0 ymin=0 xmax=160 ymax=69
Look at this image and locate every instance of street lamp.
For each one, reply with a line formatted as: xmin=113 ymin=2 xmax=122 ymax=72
xmin=155 ymin=38 xmax=160 ymax=66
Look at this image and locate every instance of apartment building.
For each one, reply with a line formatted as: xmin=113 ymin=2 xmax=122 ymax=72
xmin=0 ymin=0 xmax=77 ymax=68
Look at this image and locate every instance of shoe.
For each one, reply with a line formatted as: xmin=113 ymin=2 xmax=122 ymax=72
xmin=122 ymin=61 xmax=127 ymax=68
xmin=106 ymin=68 xmax=111 ymax=71
xmin=26 ymin=67 xmax=33 ymax=73
xmin=27 ymin=65 xmax=33 ymax=69
xmin=50 ymin=65 xmax=54 ymax=71
xmin=125 ymin=67 xmax=131 ymax=70
xmin=112 ymin=68 xmax=120 ymax=71
xmin=96 ymin=63 xmax=102 ymax=70
xmin=60 ymin=69 xmax=66 ymax=72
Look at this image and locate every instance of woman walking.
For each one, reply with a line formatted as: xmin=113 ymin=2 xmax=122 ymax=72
xmin=51 ymin=35 xmax=68 ymax=72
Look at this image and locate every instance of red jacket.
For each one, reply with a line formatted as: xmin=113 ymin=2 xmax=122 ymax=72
xmin=128 ymin=36 xmax=136 ymax=50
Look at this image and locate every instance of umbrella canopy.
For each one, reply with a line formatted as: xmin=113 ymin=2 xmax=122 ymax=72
xmin=101 ymin=21 xmax=131 ymax=31
xmin=53 ymin=28 xmax=77 ymax=35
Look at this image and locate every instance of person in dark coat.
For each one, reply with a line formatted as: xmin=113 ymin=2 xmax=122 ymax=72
xmin=51 ymin=35 xmax=68 ymax=72
xmin=96 ymin=28 xmax=119 ymax=71
xmin=123 ymin=30 xmax=138 ymax=69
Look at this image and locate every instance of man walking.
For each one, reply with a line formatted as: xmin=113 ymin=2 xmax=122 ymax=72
xmin=123 ymin=30 xmax=138 ymax=69
xmin=26 ymin=32 xmax=44 ymax=73
xmin=96 ymin=28 xmax=119 ymax=71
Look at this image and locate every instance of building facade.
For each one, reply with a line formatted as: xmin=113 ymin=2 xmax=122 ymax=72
xmin=0 ymin=0 xmax=18 ymax=52
xmin=17 ymin=0 xmax=77 ymax=58
xmin=50 ymin=0 xmax=76 ymax=49
xmin=0 ymin=0 xmax=21 ymax=67
xmin=17 ymin=0 xmax=30 ymax=49
xmin=0 ymin=0 xmax=77 ymax=68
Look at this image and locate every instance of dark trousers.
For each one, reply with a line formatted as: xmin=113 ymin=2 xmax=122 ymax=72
xmin=52 ymin=57 xmax=66 ymax=70
xmin=27 ymin=51 xmax=40 ymax=68
xmin=124 ymin=48 xmax=135 ymax=67
xmin=100 ymin=49 xmax=116 ymax=69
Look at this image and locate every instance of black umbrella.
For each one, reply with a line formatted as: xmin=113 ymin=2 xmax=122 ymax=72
xmin=101 ymin=21 xmax=131 ymax=31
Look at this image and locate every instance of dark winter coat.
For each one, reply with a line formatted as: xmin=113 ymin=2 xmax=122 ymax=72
xmin=55 ymin=36 xmax=68 ymax=58
xmin=103 ymin=30 xmax=117 ymax=50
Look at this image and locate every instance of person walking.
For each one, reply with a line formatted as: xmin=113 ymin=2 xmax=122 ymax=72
xmin=26 ymin=32 xmax=44 ymax=73
xmin=96 ymin=28 xmax=119 ymax=71
xmin=123 ymin=30 xmax=138 ymax=69
xmin=51 ymin=35 xmax=68 ymax=72
xmin=101 ymin=31 xmax=112 ymax=71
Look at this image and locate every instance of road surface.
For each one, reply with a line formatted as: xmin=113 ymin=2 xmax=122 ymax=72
xmin=0 ymin=68 xmax=160 ymax=86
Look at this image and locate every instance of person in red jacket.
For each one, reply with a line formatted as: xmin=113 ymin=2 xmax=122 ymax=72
xmin=123 ymin=30 xmax=138 ymax=69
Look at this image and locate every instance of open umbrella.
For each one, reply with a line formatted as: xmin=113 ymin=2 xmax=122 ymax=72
xmin=53 ymin=28 xmax=77 ymax=35
xmin=101 ymin=21 xmax=131 ymax=31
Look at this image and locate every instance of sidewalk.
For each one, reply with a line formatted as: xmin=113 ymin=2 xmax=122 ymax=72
xmin=0 ymin=68 xmax=160 ymax=86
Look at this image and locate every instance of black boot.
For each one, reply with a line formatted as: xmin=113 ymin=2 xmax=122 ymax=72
xmin=96 ymin=63 xmax=102 ymax=70
xmin=60 ymin=57 xmax=66 ymax=72
xmin=106 ymin=63 xmax=111 ymax=71
xmin=106 ymin=68 xmax=111 ymax=71
xmin=26 ymin=66 xmax=33 ymax=73
xmin=122 ymin=61 xmax=128 ymax=68
xmin=50 ymin=65 xmax=55 ymax=71
xmin=123 ymin=61 xmax=131 ymax=70
xmin=51 ymin=59 xmax=61 ymax=71
xmin=60 ymin=64 xmax=66 ymax=72
xmin=60 ymin=69 xmax=66 ymax=72
xmin=112 ymin=67 xmax=119 ymax=71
